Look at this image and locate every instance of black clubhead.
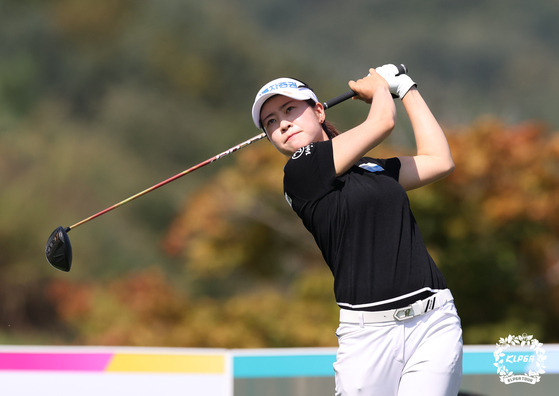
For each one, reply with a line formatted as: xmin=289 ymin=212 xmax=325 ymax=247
xmin=45 ymin=226 xmax=72 ymax=272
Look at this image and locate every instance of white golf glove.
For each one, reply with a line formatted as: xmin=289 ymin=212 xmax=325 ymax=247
xmin=374 ymin=64 xmax=400 ymax=97
xmin=375 ymin=64 xmax=417 ymax=99
xmin=395 ymin=74 xmax=416 ymax=99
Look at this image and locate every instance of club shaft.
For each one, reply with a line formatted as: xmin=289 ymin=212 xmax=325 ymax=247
xmin=68 ymin=132 xmax=267 ymax=230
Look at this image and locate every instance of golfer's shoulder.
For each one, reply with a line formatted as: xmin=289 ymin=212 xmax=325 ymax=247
xmin=284 ymin=142 xmax=337 ymax=197
xmin=285 ymin=141 xmax=332 ymax=173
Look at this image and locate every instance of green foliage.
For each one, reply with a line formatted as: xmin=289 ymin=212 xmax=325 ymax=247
xmin=410 ymin=119 xmax=559 ymax=343
xmin=2 ymin=0 xmax=559 ymax=346
xmin=38 ymin=120 xmax=559 ymax=347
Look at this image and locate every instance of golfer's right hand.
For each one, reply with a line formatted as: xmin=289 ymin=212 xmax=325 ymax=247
xmin=376 ymin=64 xmax=416 ymax=99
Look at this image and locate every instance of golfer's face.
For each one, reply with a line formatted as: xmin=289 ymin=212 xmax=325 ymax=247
xmin=260 ymin=96 xmax=326 ymax=156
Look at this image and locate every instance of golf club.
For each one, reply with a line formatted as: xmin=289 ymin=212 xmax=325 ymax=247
xmin=45 ymin=64 xmax=408 ymax=272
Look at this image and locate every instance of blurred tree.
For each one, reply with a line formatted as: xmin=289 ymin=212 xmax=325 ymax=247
xmin=47 ymin=263 xmax=339 ymax=347
xmin=46 ymin=143 xmax=339 ymax=348
xmin=163 ymin=143 xmax=319 ymax=286
xmin=46 ymin=118 xmax=559 ymax=347
xmin=3 ymin=0 xmax=559 ymax=346
xmin=410 ymin=118 xmax=559 ymax=343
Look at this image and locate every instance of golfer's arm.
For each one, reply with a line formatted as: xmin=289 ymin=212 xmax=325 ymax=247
xmin=331 ymin=87 xmax=396 ymax=176
xmin=397 ymin=88 xmax=454 ymax=190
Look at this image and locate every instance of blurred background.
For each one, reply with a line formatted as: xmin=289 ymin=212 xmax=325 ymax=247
xmin=1 ymin=0 xmax=558 ymax=348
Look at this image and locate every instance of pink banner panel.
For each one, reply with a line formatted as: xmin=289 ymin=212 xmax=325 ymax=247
xmin=0 ymin=352 xmax=113 ymax=372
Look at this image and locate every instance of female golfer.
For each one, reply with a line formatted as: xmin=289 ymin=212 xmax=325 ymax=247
xmin=251 ymin=65 xmax=462 ymax=396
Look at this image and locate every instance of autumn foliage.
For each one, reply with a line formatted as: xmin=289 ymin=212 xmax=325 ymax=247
xmin=47 ymin=118 xmax=559 ymax=346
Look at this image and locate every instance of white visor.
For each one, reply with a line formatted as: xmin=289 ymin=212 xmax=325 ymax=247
xmin=251 ymin=77 xmax=319 ymax=129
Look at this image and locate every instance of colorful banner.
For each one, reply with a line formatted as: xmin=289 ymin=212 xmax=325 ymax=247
xmin=0 ymin=345 xmax=557 ymax=395
xmin=0 ymin=347 xmax=231 ymax=396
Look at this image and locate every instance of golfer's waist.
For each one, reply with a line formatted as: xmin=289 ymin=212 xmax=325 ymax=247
xmin=337 ymin=288 xmax=444 ymax=311
xmin=339 ymin=289 xmax=453 ymax=323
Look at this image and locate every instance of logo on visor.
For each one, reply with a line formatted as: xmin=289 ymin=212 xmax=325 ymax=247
xmin=260 ymin=81 xmax=300 ymax=96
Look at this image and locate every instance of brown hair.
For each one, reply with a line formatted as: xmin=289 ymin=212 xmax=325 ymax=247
xmin=322 ymin=121 xmax=340 ymax=139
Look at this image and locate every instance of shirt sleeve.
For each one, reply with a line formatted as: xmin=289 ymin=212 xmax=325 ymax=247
xmin=369 ymin=157 xmax=401 ymax=181
xmin=283 ymin=140 xmax=337 ymax=203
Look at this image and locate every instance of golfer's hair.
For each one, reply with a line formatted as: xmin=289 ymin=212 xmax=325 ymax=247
xmin=322 ymin=121 xmax=340 ymax=139
xmin=305 ymin=99 xmax=340 ymax=139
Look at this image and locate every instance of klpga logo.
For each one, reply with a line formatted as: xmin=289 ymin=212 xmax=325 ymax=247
xmin=494 ymin=334 xmax=546 ymax=384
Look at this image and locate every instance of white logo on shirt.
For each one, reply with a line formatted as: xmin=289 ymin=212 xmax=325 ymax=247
xmin=292 ymin=144 xmax=313 ymax=160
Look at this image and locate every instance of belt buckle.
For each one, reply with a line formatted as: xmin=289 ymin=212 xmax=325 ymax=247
xmin=393 ymin=305 xmax=415 ymax=321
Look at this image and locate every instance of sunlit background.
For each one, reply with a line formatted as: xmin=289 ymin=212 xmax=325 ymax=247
xmin=1 ymin=0 xmax=559 ymax=350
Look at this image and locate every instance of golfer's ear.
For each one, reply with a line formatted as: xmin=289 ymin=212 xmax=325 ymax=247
xmin=314 ymin=102 xmax=326 ymax=123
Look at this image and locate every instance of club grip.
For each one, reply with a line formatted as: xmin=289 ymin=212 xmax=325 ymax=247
xmin=323 ymin=63 xmax=408 ymax=109
xmin=323 ymin=90 xmax=356 ymax=110
xmin=396 ymin=63 xmax=408 ymax=75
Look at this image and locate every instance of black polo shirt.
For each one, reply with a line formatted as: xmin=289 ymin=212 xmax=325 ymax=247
xmin=284 ymin=140 xmax=447 ymax=311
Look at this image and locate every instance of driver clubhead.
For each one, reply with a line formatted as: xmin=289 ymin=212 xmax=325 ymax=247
xmin=45 ymin=226 xmax=72 ymax=272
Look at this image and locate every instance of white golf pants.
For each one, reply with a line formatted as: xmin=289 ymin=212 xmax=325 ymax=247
xmin=334 ymin=299 xmax=463 ymax=396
